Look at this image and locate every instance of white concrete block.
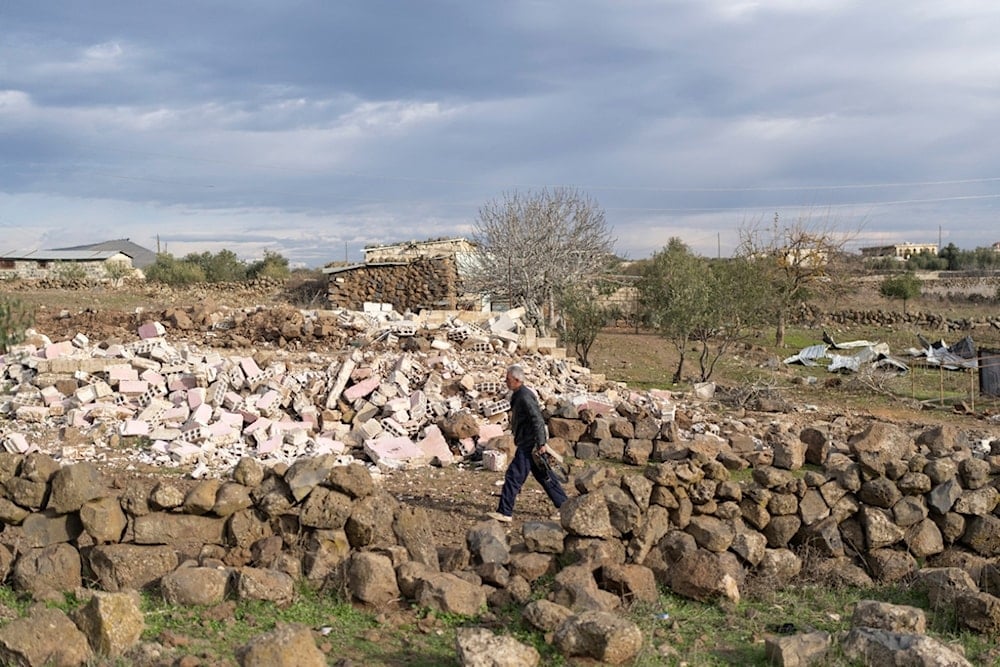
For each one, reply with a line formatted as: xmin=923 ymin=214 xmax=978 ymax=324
xmin=482 ymin=449 xmax=508 ymax=472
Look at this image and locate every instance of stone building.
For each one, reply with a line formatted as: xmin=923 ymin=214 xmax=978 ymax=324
xmin=0 ymin=249 xmax=134 ymax=281
xmin=860 ymin=242 xmax=939 ymax=261
xmin=325 ymin=237 xmax=481 ymax=312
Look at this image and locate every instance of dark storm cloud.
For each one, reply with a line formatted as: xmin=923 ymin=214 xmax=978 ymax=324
xmin=2 ymin=1 xmax=1000 ymax=265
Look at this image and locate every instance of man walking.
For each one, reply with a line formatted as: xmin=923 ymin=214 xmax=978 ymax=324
xmin=487 ymin=364 xmax=567 ymax=523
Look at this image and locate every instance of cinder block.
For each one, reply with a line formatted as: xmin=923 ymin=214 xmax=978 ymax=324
xmin=43 ymin=341 xmax=75 ymax=360
xmin=118 ymin=380 xmax=149 ymax=396
xmin=14 ymin=406 xmax=48 ymax=423
xmin=39 ymin=385 xmax=64 ymax=406
xmin=107 ymin=364 xmax=139 ymax=384
xmin=3 ymin=433 xmax=31 ymax=453
xmin=416 ymin=425 xmax=453 ymax=465
xmin=381 ymin=418 xmax=408 ymax=438
xmin=482 ymin=449 xmax=508 ymax=472
xmin=343 ymin=375 xmax=380 ymax=402
xmin=138 ymin=321 xmax=166 ymax=339
xmin=364 ymin=436 xmax=428 ymax=469
xmin=120 ymin=420 xmax=150 ymax=436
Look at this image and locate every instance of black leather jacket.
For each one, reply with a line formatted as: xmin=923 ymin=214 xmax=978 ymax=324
xmin=510 ymin=385 xmax=546 ymax=449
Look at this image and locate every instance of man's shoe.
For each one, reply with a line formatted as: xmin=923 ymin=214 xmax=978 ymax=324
xmin=486 ymin=511 xmax=512 ymax=523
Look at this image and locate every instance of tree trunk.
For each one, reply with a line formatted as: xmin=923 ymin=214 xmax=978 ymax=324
xmin=672 ymin=351 xmax=685 ymax=384
xmin=775 ymin=313 xmax=786 ymax=347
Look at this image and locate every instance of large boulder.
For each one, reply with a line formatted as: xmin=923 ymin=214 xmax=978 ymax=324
xmin=79 ymin=496 xmax=128 ymax=543
xmin=415 ymin=572 xmax=487 ymax=616
xmin=842 ymin=627 xmax=972 ymax=667
xmin=70 ymin=590 xmax=144 ymax=658
xmin=393 ymin=506 xmax=440 ymax=570
xmin=236 ymin=567 xmax=296 ymax=605
xmin=553 ymin=610 xmax=643 ymax=665
xmin=12 ymin=543 xmax=81 ymax=595
xmin=0 ymin=607 xmax=93 ymax=667
xmin=236 ymin=623 xmax=326 ymax=667
xmin=89 ymin=544 xmax=179 ymax=591
xmin=347 ymin=551 xmax=400 ymax=606
xmin=561 ymin=492 xmax=613 ymax=539
xmin=455 ymin=627 xmax=540 ymax=667
xmin=46 ymin=462 xmax=106 ymax=513
xmin=160 ymin=566 xmax=231 ymax=606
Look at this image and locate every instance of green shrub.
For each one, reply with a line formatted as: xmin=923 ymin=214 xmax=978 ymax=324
xmin=51 ymin=261 xmax=88 ymax=282
xmin=0 ymin=298 xmax=34 ymax=352
xmin=183 ymin=249 xmax=247 ymax=283
xmin=104 ymin=260 xmax=133 ymax=282
xmin=144 ymin=253 xmax=206 ymax=286
xmin=247 ymin=250 xmax=290 ymax=281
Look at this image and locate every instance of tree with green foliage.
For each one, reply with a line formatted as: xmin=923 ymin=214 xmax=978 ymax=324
xmin=184 ymin=249 xmax=247 ymax=282
xmin=0 ymin=298 xmax=33 ymax=352
xmin=555 ymin=282 xmax=613 ymax=368
xmin=691 ymin=256 xmax=772 ymax=381
xmin=904 ymin=250 xmax=947 ymax=271
xmin=247 ymin=250 xmax=290 ymax=281
xmin=938 ymin=243 xmax=961 ymax=270
xmin=879 ymin=272 xmax=922 ymax=313
xmin=468 ymin=187 xmax=616 ymax=335
xmin=637 ymin=239 xmax=768 ymax=383
xmin=144 ymin=253 xmax=206 ymax=285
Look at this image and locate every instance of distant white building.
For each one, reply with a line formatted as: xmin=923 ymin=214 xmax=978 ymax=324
xmin=363 ymin=238 xmax=476 ymax=264
xmin=860 ymin=242 xmax=939 ymax=261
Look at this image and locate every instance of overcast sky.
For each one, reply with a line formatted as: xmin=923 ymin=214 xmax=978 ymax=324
xmin=3 ymin=1 xmax=999 ymax=267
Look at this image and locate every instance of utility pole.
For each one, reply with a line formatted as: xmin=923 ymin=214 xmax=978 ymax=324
xmin=717 ymin=232 xmax=721 ymax=259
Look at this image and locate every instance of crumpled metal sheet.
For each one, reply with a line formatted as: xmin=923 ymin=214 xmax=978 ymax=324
xmin=783 ymin=344 xmax=829 ymax=366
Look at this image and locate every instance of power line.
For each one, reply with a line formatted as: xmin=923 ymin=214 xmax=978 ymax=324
xmin=63 ymin=146 xmax=1000 ymax=195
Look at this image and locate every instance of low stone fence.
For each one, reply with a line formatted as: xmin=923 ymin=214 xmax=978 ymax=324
xmin=794 ymin=303 xmax=1000 ymax=333
xmin=0 ymin=410 xmax=998 ymax=664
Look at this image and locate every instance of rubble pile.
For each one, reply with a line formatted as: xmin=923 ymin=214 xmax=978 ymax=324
xmin=0 ymin=304 xmax=679 ymax=477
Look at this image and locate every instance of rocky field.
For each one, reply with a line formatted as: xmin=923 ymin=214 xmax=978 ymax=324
xmin=1 ymin=279 xmax=999 ymax=666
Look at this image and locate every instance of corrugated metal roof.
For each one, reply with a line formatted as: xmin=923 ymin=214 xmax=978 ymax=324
xmin=0 ymin=249 xmax=123 ymax=261
xmin=51 ymin=239 xmax=157 ymax=268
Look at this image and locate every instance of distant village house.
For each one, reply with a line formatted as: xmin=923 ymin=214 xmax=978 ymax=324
xmin=0 ymin=238 xmax=156 ymax=281
xmin=860 ymin=242 xmax=939 ymax=261
xmin=0 ymin=249 xmax=134 ymax=281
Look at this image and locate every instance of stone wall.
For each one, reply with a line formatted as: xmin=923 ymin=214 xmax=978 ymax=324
xmin=1 ymin=415 xmax=998 ymax=612
xmin=794 ymin=303 xmax=1000 ymax=333
xmin=1 ymin=410 xmax=999 ymax=662
xmin=327 ymin=257 xmax=460 ymax=312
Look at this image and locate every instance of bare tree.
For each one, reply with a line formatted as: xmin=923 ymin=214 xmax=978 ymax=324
xmin=468 ymin=188 xmax=616 ymax=334
xmin=736 ymin=211 xmax=858 ymax=347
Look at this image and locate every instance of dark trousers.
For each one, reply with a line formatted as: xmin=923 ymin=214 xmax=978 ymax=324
xmin=497 ymin=445 xmax=567 ymax=516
